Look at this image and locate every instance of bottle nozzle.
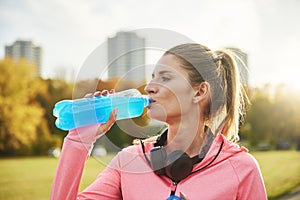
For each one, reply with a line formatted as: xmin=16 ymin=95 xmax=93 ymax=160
xmin=142 ymin=95 xmax=152 ymax=107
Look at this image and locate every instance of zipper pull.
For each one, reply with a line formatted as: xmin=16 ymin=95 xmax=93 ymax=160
xmin=170 ymin=181 xmax=178 ymax=196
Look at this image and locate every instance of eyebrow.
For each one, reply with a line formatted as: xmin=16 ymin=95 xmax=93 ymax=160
xmin=152 ymin=70 xmax=173 ymax=78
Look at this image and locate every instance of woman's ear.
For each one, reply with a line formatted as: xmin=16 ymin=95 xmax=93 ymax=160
xmin=193 ymin=82 xmax=210 ymax=103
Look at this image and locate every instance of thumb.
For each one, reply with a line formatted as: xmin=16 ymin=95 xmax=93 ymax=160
xmin=96 ymin=108 xmax=118 ymax=136
xmin=180 ymin=192 xmax=189 ymax=200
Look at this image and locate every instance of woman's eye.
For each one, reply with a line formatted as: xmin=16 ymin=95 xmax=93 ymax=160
xmin=162 ymin=77 xmax=170 ymax=81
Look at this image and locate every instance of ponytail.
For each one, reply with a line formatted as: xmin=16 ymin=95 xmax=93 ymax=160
xmin=213 ymin=50 xmax=249 ymax=142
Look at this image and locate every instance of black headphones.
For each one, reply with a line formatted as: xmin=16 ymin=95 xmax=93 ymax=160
xmin=141 ymin=129 xmax=224 ymax=183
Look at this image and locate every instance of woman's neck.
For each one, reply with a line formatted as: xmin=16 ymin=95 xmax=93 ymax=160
xmin=166 ymin=118 xmax=207 ymax=157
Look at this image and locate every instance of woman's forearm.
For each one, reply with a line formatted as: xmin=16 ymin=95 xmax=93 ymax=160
xmin=50 ymin=131 xmax=94 ymax=200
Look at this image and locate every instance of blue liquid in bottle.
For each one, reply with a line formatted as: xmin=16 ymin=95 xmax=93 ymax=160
xmin=53 ymin=89 xmax=151 ymax=130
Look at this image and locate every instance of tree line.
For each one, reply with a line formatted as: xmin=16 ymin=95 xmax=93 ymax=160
xmin=240 ymin=85 xmax=300 ymax=150
xmin=0 ymin=58 xmax=299 ymax=156
xmin=0 ymin=58 xmax=151 ymax=156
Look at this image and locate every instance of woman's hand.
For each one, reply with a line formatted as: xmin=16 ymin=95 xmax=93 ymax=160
xmin=84 ymin=89 xmax=117 ymax=136
xmin=67 ymin=89 xmax=118 ymax=146
xmin=84 ymin=89 xmax=114 ymax=98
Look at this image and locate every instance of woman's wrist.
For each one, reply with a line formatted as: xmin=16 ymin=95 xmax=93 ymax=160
xmin=67 ymin=124 xmax=101 ymax=144
xmin=65 ymin=136 xmax=93 ymax=145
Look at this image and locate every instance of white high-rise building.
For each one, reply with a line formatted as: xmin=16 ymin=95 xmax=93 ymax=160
xmin=107 ymin=31 xmax=145 ymax=83
xmin=5 ymin=40 xmax=43 ymax=76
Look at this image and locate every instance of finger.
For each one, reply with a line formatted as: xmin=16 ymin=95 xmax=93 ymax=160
xmin=105 ymin=108 xmax=118 ymax=129
xmin=110 ymin=108 xmax=118 ymax=122
xmin=84 ymin=93 xmax=94 ymax=98
xmin=93 ymin=91 xmax=101 ymax=96
xmin=180 ymin=192 xmax=189 ymax=200
xmin=96 ymin=108 xmax=118 ymax=135
xmin=109 ymin=89 xmax=115 ymax=94
xmin=100 ymin=90 xmax=109 ymax=96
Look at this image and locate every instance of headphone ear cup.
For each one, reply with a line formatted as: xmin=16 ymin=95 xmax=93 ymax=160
xmin=150 ymin=146 xmax=167 ymax=175
xmin=165 ymin=150 xmax=193 ymax=182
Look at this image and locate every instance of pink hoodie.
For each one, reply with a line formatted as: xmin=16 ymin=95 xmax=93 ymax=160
xmin=50 ymin=129 xmax=267 ymax=200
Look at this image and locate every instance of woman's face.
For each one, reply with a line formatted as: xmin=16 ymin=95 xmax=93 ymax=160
xmin=145 ymin=54 xmax=199 ymax=123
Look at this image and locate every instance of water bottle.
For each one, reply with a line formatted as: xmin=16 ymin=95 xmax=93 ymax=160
xmin=166 ymin=195 xmax=182 ymax=200
xmin=53 ymin=89 xmax=151 ymax=131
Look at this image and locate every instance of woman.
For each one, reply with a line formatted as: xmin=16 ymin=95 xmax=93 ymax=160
xmin=50 ymin=43 xmax=267 ymax=199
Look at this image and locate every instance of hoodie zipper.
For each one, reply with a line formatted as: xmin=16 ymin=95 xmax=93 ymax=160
xmin=170 ymin=181 xmax=178 ymax=196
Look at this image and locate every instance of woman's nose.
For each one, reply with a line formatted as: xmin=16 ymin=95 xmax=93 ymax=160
xmin=144 ymin=81 xmax=158 ymax=94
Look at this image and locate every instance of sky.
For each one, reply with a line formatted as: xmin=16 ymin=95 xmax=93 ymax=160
xmin=1 ymin=0 xmax=300 ymax=90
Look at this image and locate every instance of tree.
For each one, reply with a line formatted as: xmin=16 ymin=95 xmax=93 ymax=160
xmin=37 ymin=78 xmax=73 ymax=137
xmin=271 ymin=85 xmax=300 ymax=149
xmin=0 ymin=58 xmax=56 ymax=156
xmin=243 ymin=86 xmax=274 ymax=147
xmin=240 ymin=84 xmax=300 ymax=150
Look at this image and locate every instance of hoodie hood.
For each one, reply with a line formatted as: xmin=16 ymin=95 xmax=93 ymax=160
xmin=193 ymin=133 xmax=248 ymax=172
xmin=137 ymin=131 xmax=247 ymax=176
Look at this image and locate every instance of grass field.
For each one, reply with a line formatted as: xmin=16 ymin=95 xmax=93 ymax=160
xmin=0 ymin=151 xmax=299 ymax=200
xmin=253 ymin=151 xmax=300 ymax=199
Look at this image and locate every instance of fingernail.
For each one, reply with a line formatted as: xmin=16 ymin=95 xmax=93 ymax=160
xmin=101 ymin=90 xmax=108 ymax=96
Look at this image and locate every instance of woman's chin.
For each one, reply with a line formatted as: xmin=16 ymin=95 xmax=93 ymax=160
xmin=147 ymin=110 xmax=167 ymax=122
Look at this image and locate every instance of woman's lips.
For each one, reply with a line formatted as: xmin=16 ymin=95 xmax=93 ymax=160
xmin=147 ymin=98 xmax=156 ymax=108
xmin=150 ymin=98 xmax=156 ymax=104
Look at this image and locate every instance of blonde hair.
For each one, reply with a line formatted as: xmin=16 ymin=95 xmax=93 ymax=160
xmin=164 ymin=44 xmax=249 ymax=142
